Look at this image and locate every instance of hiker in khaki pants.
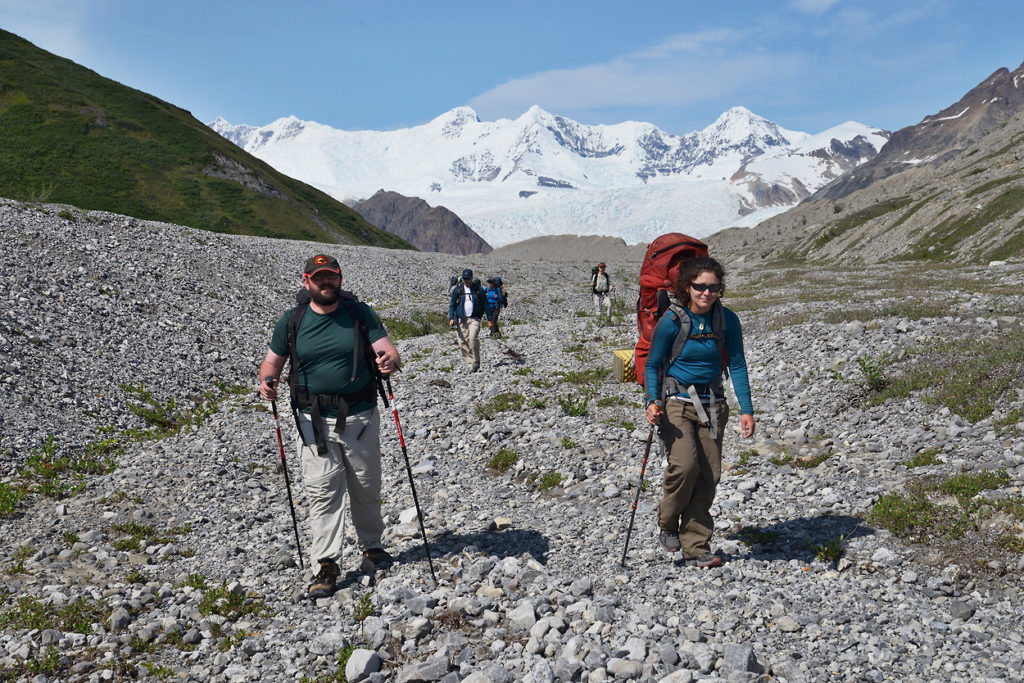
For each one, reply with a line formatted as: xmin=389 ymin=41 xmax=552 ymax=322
xmin=448 ymin=268 xmax=486 ymax=372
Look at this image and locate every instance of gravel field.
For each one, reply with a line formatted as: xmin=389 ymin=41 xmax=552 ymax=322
xmin=2 ymin=198 xmax=1023 ymax=682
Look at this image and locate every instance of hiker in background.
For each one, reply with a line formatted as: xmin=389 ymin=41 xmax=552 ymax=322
xmin=448 ymin=267 xmax=486 ymax=372
xmin=591 ymin=262 xmax=615 ymax=316
xmin=643 ymin=256 xmax=755 ymax=569
xmin=258 ymin=254 xmax=401 ymax=599
xmin=484 ymin=277 xmax=504 ymax=338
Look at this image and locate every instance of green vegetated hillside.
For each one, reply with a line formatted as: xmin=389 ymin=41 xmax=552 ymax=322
xmin=0 ymin=29 xmax=412 ymax=249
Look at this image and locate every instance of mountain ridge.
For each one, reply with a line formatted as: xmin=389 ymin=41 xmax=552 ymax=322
xmin=209 ymin=106 xmax=888 ymax=247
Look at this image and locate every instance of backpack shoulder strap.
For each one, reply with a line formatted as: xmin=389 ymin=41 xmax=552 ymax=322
xmin=659 ymin=303 xmax=691 ymax=402
xmin=711 ymin=300 xmax=728 ymax=379
xmin=286 ymin=302 xmax=309 ymax=404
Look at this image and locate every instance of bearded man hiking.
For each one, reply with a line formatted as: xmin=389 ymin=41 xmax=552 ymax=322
xmin=258 ymin=254 xmax=401 ymax=599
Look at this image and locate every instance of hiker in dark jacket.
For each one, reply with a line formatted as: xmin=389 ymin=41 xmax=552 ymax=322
xmin=448 ymin=268 xmax=486 ymax=371
xmin=258 ymin=254 xmax=401 ymax=599
xmin=643 ymin=256 xmax=754 ymax=568
xmin=591 ymin=263 xmax=615 ymax=316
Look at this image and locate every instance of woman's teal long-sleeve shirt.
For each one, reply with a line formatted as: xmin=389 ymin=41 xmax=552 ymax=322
xmin=643 ymin=305 xmax=753 ymax=415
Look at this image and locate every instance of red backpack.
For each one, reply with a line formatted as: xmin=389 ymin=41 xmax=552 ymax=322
xmin=634 ymin=233 xmax=709 ymax=385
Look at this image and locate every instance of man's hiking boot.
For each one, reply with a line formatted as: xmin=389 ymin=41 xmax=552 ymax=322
xmin=308 ymin=559 xmax=340 ymax=599
xmin=359 ymin=548 xmax=394 ymax=573
xmin=684 ymin=552 xmax=723 ymax=569
xmin=658 ymin=530 xmax=681 ymax=553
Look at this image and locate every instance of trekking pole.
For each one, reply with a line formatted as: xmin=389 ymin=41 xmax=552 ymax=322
xmin=620 ymin=423 xmax=656 ymax=567
xmin=267 ymin=379 xmax=304 ymax=571
xmin=377 ymin=352 xmax=438 ymax=586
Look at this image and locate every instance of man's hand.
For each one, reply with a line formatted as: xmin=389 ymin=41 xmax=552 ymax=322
xmin=259 ymin=377 xmax=278 ymax=401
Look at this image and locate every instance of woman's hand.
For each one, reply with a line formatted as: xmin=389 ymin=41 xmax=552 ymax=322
xmin=645 ymin=403 xmax=663 ymax=425
xmin=740 ymin=414 xmax=755 ymax=439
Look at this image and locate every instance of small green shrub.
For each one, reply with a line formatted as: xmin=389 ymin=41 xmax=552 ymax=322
xmin=528 ymin=397 xmax=547 ymax=409
xmin=197 ymin=583 xmax=267 ymax=619
xmin=353 ymin=592 xmax=375 ymax=622
xmin=537 ymin=471 xmax=563 ymax=490
xmin=809 ymin=535 xmax=845 ymax=562
xmin=857 ymin=356 xmax=888 ymax=392
xmin=487 ymin=449 xmax=518 ymax=473
xmin=557 ymin=368 xmax=610 ymax=385
xmin=558 ymin=395 xmax=589 ymax=416
xmin=561 ymin=438 xmax=578 ymax=449
xmin=0 ymin=481 xmax=27 ymax=517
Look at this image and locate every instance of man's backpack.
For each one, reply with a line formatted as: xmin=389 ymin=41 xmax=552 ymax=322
xmin=633 ymin=232 xmax=710 ymax=386
xmin=493 ymin=276 xmax=508 ymax=307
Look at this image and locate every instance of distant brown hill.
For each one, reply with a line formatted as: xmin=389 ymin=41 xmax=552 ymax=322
xmin=350 ymin=190 xmax=492 ymax=254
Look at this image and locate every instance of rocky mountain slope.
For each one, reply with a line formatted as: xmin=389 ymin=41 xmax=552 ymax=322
xmin=490 ymin=235 xmax=648 ymax=265
xmin=2 ymin=198 xmax=1023 ymax=681
xmin=350 ymin=190 xmax=492 ymax=255
xmin=708 ymin=62 xmax=1024 ymax=265
xmin=209 ymin=107 xmax=888 ymax=247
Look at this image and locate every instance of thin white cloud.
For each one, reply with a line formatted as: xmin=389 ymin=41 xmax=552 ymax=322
xmin=468 ymin=28 xmax=805 ymax=124
xmin=789 ymin=0 xmax=841 ymax=14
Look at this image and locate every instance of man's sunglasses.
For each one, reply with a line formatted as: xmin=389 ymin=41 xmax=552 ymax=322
xmin=690 ymin=283 xmax=722 ymax=293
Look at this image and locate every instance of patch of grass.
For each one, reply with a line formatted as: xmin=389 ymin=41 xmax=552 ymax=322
xmin=814 ymin=197 xmax=913 ymax=247
xmin=121 ymin=382 xmax=235 ymax=439
xmin=513 ymin=367 xmax=532 ymax=376
xmin=870 ymin=328 xmax=1024 ymax=424
xmin=794 ymin=452 xmax=832 ymax=469
xmin=487 ymin=449 xmax=519 ymax=473
xmin=561 ymin=438 xmax=578 ymax=450
xmin=4 ymin=546 xmax=32 ymax=576
xmin=558 ymin=394 xmax=589 ymax=416
xmin=868 ymin=470 xmax=1010 ymax=544
xmin=197 ymin=583 xmax=268 ymax=619
xmin=381 ymin=311 xmax=450 ymax=340
xmin=475 ymin=392 xmax=526 ymax=419
xmin=0 ymin=481 xmax=27 ymax=517
xmin=528 ymin=397 xmax=548 ymax=409
xmin=995 ymin=407 xmax=1024 ymax=434
xmin=0 ymin=596 xmax=109 ymax=633
xmin=529 ymin=378 xmax=553 ymax=389
xmin=769 ymin=452 xmax=793 ymax=466
xmin=109 ymin=520 xmax=192 ymax=552
xmin=809 ymin=535 xmax=845 ymax=563
xmin=537 ymin=471 xmax=563 ymax=490
xmin=603 ymin=418 xmax=635 ymax=431
xmin=907 ymin=448 xmax=942 ymax=468
xmin=557 ymin=368 xmax=610 ymax=385
xmin=18 ymin=435 xmax=116 ymax=499
xmin=596 ymin=395 xmax=630 ymax=408
xmin=142 ymin=662 xmax=175 ymax=679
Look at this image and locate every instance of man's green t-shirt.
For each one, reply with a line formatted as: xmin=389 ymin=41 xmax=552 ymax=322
xmin=270 ymin=302 xmax=387 ymax=414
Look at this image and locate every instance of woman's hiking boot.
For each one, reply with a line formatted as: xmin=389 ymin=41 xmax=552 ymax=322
xmin=308 ymin=559 xmax=340 ymax=599
xmin=684 ymin=552 xmax=723 ymax=568
xmin=658 ymin=530 xmax=681 ymax=553
xmin=360 ymin=547 xmax=394 ymax=573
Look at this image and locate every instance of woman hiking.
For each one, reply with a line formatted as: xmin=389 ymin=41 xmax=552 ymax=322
xmin=643 ymin=256 xmax=755 ymax=568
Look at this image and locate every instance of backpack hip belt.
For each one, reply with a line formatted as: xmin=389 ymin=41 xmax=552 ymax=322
xmin=295 ymin=383 xmax=377 ymax=455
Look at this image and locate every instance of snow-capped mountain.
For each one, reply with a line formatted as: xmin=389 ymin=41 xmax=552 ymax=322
xmin=209 ymin=106 xmax=889 ymax=247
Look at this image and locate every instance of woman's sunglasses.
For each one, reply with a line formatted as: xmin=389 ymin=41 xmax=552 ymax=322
xmin=690 ymin=282 xmax=722 ymax=293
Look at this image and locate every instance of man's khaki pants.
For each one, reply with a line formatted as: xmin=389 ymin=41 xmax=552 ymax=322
xmin=455 ymin=318 xmax=481 ymax=370
xmin=296 ymin=408 xmax=385 ymax=566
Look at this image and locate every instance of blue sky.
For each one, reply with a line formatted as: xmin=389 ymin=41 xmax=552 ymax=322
xmin=2 ymin=0 xmax=1022 ymax=136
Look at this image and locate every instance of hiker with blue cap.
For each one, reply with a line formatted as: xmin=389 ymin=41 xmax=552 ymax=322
xmin=448 ymin=268 xmax=486 ymax=372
